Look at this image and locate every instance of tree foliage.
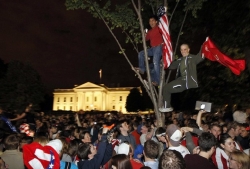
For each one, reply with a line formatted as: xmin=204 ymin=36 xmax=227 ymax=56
xmin=125 ymin=87 xmax=144 ymax=112
xmin=65 ymin=0 xmax=250 ymax=114
xmin=0 ymin=61 xmax=45 ymax=111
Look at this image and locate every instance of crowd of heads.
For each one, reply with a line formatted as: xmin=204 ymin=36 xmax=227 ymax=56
xmin=0 ymin=104 xmax=249 ymax=169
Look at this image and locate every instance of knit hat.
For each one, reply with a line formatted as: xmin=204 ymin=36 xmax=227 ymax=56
xmin=20 ymin=123 xmax=34 ymax=137
xmin=23 ymin=140 xmax=62 ymax=169
xmin=111 ymin=139 xmax=122 ymax=150
xmin=166 ymin=124 xmax=182 ymax=146
xmin=117 ymin=143 xmax=130 ymax=155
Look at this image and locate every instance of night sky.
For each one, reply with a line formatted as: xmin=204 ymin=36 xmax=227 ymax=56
xmin=0 ymin=0 xmax=140 ymax=93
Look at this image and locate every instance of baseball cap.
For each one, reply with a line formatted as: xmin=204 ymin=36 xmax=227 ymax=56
xmin=166 ymin=124 xmax=182 ymax=146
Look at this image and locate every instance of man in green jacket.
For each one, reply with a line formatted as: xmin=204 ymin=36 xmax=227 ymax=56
xmin=160 ymin=44 xmax=204 ymax=112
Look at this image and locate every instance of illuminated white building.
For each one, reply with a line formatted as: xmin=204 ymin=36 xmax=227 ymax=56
xmin=53 ymin=82 xmax=136 ymax=113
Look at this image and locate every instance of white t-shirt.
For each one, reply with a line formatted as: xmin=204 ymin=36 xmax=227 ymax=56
xmin=168 ymin=145 xmax=190 ymax=157
xmin=140 ymin=133 xmax=147 ymax=146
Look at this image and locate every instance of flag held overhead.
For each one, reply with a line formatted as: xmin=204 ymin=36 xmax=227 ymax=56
xmin=202 ymin=37 xmax=245 ymax=75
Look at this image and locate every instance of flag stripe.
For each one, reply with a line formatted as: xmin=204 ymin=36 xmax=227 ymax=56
xmin=158 ymin=14 xmax=173 ymax=68
xmin=35 ymin=149 xmax=52 ymax=161
xmin=29 ymin=158 xmax=44 ymax=169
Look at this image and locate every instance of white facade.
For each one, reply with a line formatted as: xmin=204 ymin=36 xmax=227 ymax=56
xmin=53 ymin=82 xmax=136 ymax=113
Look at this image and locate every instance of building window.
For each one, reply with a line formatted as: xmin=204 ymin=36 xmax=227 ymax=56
xmin=120 ymin=106 xmax=122 ymax=110
xmin=64 ymin=97 xmax=66 ymax=102
xmin=119 ymin=96 xmax=122 ymax=101
xmin=94 ymin=97 xmax=97 ymax=102
xmin=86 ymin=106 xmax=89 ymax=110
xmin=76 ymin=97 xmax=78 ymax=102
xmin=57 ymin=97 xmax=60 ymax=102
xmin=112 ymin=105 xmax=115 ymax=109
xmin=63 ymin=106 xmax=66 ymax=110
xmin=70 ymin=97 xmax=73 ymax=102
xmin=112 ymin=96 xmax=115 ymax=101
xmin=70 ymin=106 xmax=72 ymax=110
xmin=76 ymin=106 xmax=78 ymax=111
xmin=86 ymin=97 xmax=89 ymax=102
xmin=57 ymin=106 xmax=59 ymax=110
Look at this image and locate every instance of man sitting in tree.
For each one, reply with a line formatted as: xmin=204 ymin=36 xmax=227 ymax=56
xmin=135 ymin=15 xmax=163 ymax=86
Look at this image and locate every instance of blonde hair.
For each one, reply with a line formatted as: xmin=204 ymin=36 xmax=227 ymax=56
xmin=230 ymin=150 xmax=250 ymax=169
xmin=33 ymin=136 xmax=49 ymax=146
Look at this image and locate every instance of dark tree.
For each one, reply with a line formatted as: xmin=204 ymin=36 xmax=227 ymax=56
xmin=0 ymin=58 xmax=7 ymax=79
xmin=0 ymin=61 xmax=45 ymax=111
xmin=126 ymin=88 xmax=144 ymax=112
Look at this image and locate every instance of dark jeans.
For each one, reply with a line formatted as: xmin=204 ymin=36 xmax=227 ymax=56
xmin=162 ymin=77 xmax=187 ymax=108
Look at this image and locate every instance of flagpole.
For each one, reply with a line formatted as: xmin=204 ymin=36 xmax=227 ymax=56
xmin=99 ymin=69 xmax=102 ymax=84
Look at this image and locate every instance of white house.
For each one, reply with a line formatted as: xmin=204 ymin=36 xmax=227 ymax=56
xmin=53 ymin=82 xmax=137 ymax=113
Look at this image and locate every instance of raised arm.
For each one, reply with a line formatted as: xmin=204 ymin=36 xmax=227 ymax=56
xmin=9 ymin=112 xmax=26 ymax=121
xmin=75 ymin=113 xmax=82 ymax=127
xmin=196 ymin=110 xmax=206 ymax=129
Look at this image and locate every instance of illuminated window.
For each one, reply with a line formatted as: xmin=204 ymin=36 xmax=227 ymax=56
xmin=57 ymin=106 xmax=59 ymax=110
xmin=57 ymin=97 xmax=60 ymax=102
xmin=120 ymin=106 xmax=122 ymax=110
xmin=94 ymin=97 xmax=97 ymax=102
xmin=76 ymin=106 xmax=78 ymax=111
xmin=119 ymin=96 xmax=122 ymax=101
xmin=70 ymin=97 xmax=73 ymax=102
xmin=70 ymin=106 xmax=72 ymax=110
xmin=112 ymin=105 xmax=115 ymax=109
xmin=76 ymin=97 xmax=78 ymax=102
xmin=64 ymin=97 xmax=66 ymax=102
xmin=112 ymin=96 xmax=115 ymax=101
xmin=87 ymin=97 xmax=89 ymax=102
xmin=86 ymin=106 xmax=89 ymax=110
xmin=63 ymin=106 xmax=66 ymax=110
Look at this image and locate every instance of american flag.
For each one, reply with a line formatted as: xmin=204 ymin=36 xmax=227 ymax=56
xmin=157 ymin=6 xmax=173 ymax=68
xmin=23 ymin=142 xmax=60 ymax=169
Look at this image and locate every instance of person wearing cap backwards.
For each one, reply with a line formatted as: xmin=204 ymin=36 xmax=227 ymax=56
xmin=116 ymin=142 xmax=144 ymax=169
xmin=166 ymin=124 xmax=190 ymax=157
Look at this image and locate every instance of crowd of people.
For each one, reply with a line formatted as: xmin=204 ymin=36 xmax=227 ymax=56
xmin=0 ymin=104 xmax=250 ymax=169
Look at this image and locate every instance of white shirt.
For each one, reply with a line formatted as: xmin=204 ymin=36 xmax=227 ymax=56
xmin=144 ymin=160 xmax=158 ymax=169
xmin=140 ymin=133 xmax=147 ymax=146
xmin=168 ymin=145 xmax=190 ymax=157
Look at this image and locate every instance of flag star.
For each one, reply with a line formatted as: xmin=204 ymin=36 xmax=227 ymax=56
xmin=49 ymin=164 xmax=54 ymax=169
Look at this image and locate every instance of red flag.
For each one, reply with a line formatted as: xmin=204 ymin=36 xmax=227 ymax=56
xmin=202 ymin=37 xmax=245 ymax=75
xmin=158 ymin=7 xmax=173 ymax=68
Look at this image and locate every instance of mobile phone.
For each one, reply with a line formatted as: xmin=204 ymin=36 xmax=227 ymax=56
xmin=94 ymin=122 xmax=97 ymax=124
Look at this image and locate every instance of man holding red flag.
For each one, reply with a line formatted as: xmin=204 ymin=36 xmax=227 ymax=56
xmin=160 ymin=37 xmax=246 ymax=112
xmin=159 ymin=44 xmax=204 ymax=112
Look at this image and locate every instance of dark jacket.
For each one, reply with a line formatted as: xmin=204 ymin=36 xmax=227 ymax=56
xmin=77 ymin=134 xmax=112 ymax=169
xmin=169 ymin=52 xmax=204 ymax=89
